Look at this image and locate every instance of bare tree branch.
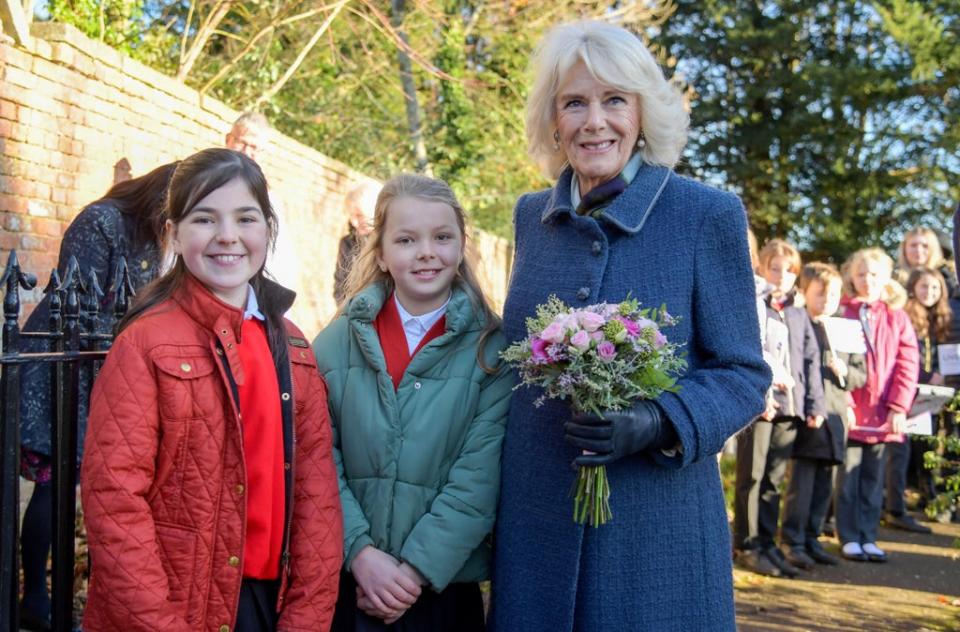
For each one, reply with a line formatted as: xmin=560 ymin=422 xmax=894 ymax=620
xmin=177 ymin=0 xmax=235 ymax=81
xmin=251 ymin=0 xmax=349 ymax=108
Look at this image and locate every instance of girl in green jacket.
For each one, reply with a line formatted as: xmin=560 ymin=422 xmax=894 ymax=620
xmin=313 ymin=174 xmax=512 ymax=631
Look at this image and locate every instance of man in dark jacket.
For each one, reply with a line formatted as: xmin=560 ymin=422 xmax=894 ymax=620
xmin=333 ymin=183 xmax=377 ymax=304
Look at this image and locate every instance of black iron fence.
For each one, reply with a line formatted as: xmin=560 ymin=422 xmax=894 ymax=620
xmin=1 ymin=250 xmax=135 ymax=632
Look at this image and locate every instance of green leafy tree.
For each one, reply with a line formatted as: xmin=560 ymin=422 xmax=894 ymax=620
xmin=659 ymin=0 xmax=960 ymax=260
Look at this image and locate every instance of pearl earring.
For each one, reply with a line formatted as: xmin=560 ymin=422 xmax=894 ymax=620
xmin=553 ymin=130 xmax=561 ymax=151
xmin=636 ymin=133 xmax=647 ymax=149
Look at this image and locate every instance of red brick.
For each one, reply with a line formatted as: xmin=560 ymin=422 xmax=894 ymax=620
xmin=0 ymin=99 xmax=17 ymax=121
xmin=0 ymin=231 xmax=19 ymax=250
xmin=0 ymin=195 xmax=29 ymax=214
xmin=20 ymin=234 xmax=44 ymax=251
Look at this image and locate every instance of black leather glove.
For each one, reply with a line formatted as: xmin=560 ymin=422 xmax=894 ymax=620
xmin=564 ymin=400 xmax=678 ymax=467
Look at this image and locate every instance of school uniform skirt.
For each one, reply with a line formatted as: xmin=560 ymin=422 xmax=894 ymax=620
xmin=235 ymin=578 xmax=279 ymax=632
xmin=331 ymin=571 xmax=485 ymax=632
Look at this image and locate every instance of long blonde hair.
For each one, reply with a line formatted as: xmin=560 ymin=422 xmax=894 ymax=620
xmin=339 ymin=174 xmax=501 ymax=371
xmin=899 ymin=227 xmax=944 ymax=270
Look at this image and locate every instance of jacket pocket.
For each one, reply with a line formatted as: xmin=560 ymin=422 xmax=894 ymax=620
xmin=154 ymin=354 xmax=219 ymax=420
xmin=289 ymin=346 xmax=320 ymax=413
xmin=154 ymin=522 xmax=201 ymax=627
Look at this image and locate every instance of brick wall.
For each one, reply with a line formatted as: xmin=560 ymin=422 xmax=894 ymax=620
xmin=0 ymin=22 xmax=512 ymax=337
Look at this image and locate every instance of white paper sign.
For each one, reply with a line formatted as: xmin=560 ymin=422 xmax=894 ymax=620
xmin=937 ymin=343 xmax=960 ymax=376
xmin=904 ymin=411 xmax=934 ymax=436
xmin=908 ymin=384 xmax=955 ymax=417
xmin=820 ymin=316 xmax=867 ymax=355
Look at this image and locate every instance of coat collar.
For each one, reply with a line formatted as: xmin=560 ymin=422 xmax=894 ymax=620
xmin=346 ymin=281 xmax=479 ymax=336
xmin=173 ymin=274 xmax=295 ymax=341
xmin=541 ymin=163 xmax=672 ymax=234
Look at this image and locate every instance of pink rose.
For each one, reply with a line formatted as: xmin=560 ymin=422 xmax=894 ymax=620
xmin=570 ymin=330 xmax=591 ymax=350
xmin=654 ymin=331 xmax=668 ymax=348
xmin=541 ymin=321 xmax=566 ymax=344
xmin=561 ymin=314 xmax=581 ymax=333
xmin=617 ymin=316 xmax=641 ymax=338
xmin=597 ymin=341 xmax=617 ymax=362
xmin=590 ymin=331 xmax=605 ymax=341
xmin=578 ymin=311 xmax=606 ymax=332
xmin=530 ymin=337 xmax=550 ymax=362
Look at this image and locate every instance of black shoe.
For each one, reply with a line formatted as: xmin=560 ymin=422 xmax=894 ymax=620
xmin=782 ymin=545 xmax=815 ymax=570
xmin=734 ymin=548 xmax=782 ymax=577
xmin=763 ymin=546 xmax=799 ymax=578
xmin=884 ymin=512 xmax=933 ymax=534
xmin=806 ymin=540 xmax=839 ymax=565
xmin=822 ymin=519 xmax=835 ymax=538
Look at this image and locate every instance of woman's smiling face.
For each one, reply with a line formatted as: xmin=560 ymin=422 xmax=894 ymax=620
xmin=554 ymin=61 xmax=641 ymax=197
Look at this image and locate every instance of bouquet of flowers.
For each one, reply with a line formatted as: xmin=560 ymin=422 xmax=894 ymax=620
xmin=501 ymin=295 xmax=686 ymax=526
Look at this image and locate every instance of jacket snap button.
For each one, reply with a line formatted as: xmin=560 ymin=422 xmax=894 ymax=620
xmin=299 ymin=351 xmax=307 ymax=359
xmin=591 ymin=241 xmax=602 ymax=255
xmin=577 ymin=287 xmax=590 ymax=301
xmin=235 ymin=484 xmax=244 ymax=496
xmin=140 ymin=259 xmax=149 ymax=270
xmin=284 ymin=462 xmax=291 ymax=470
xmin=227 ymin=343 xmax=234 ymax=349
xmin=180 ymin=362 xmax=191 ymax=372
xmin=414 ymin=381 xmax=422 ymax=390
xmin=220 ymin=329 xmax=228 ymax=335
xmin=228 ymin=556 xmax=240 ymax=567
xmin=215 ymin=348 xmax=223 ymax=356
xmin=281 ymin=392 xmax=291 ymax=401
xmin=220 ymin=626 xmax=230 ymax=632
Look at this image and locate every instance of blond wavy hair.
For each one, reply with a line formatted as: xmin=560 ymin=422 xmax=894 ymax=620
xmin=526 ymin=20 xmax=688 ymax=178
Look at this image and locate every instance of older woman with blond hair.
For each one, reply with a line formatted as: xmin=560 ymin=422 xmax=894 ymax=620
xmin=490 ymin=21 xmax=770 ymax=631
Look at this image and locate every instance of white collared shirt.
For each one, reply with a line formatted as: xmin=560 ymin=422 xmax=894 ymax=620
xmin=394 ymin=293 xmax=449 ymax=355
xmin=244 ymin=285 xmax=265 ymax=321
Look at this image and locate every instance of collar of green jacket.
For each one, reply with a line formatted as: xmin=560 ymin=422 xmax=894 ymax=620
xmin=345 ymin=281 xmax=486 ymax=335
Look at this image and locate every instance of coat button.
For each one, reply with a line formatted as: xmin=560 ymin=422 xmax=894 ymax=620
xmin=215 ymin=348 xmax=224 ymax=356
xmin=591 ymin=241 xmax=603 ymax=255
xmin=140 ymin=259 xmax=149 ymax=270
xmin=221 ymin=329 xmax=228 ymax=335
xmin=284 ymin=462 xmax=291 ymax=470
xmin=577 ymin=287 xmax=590 ymax=301
xmin=235 ymin=484 xmax=244 ymax=496
xmin=414 ymin=381 xmax=422 ymax=390
xmin=299 ymin=351 xmax=307 ymax=359
xmin=180 ymin=362 xmax=191 ymax=372
xmin=220 ymin=626 xmax=230 ymax=632
xmin=228 ymin=556 xmax=240 ymax=567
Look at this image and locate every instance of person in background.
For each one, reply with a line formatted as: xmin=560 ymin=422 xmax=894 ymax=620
xmin=836 ymin=248 xmax=919 ymax=563
xmin=334 ymin=183 xmax=378 ymax=305
xmin=781 ymin=263 xmax=866 ymax=567
xmin=884 ymin=267 xmax=952 ymax=533
xmin=17 ymin=162 xmax=177 ymax=631
xmin=734 ymin=239 xmax=825 ymax=578
xmin=896 ymin=227 xmax=958 ymax=299
xmin=225 ymin=111 xmax=300 ymax=292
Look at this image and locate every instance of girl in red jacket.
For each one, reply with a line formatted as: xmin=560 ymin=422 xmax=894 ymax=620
xmin=836 ymin=248 xmax=919 ymax=563
xmin=81 ymin=148 xmax=343 ymax=632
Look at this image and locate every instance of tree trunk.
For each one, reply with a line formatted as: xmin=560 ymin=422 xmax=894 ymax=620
xmin=391 ymin=0 xmax=431 ymax=175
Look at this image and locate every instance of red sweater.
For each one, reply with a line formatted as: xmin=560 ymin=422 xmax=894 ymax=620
xmin=237 ymin=317 xmax=285 ymax=578
xmin=374 ymin=296 xmax=446 ymax=389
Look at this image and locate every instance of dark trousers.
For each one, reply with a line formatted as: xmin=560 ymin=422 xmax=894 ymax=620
xmin=836 ymin=441 xmax=886 ymax=545
xmin=781 ymin=458 xmax=835 ymax=546
xmin=235 ymin=578 xmax=279 ymax=632
xmin=884 ymin=439 xmax=910 ymax=515
xmin=331 ymin=571 xmax=485 ymax=632
xmin=733 ymin=419 xmax=797 ymax=550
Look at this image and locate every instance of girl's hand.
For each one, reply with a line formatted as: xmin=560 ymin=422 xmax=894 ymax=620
xmin=886 ymin=409 xmax=907 ymax=434
xmin=761 ymin=398 xmax=779 ymax=421
xmin=350 ymin=546 xmax=421 ymax=619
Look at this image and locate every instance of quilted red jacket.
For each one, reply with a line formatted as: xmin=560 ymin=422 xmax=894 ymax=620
xmin=81 ymin=276 xmax=343 ymax=631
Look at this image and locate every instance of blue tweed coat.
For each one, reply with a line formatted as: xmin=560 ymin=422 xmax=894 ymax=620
xmin=490 ymin=164 xmax=771 ymax=632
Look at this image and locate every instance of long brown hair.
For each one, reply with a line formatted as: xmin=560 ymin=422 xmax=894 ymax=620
xmin=99 ymin=161 xmax=178 ymax=247
xmin=339 ymin=173 xmax=501 ymax=372
xmin=904 ymin=267 xmax=953 ymax=341
xmin=118 ymin=148 xmax=287 ymax=363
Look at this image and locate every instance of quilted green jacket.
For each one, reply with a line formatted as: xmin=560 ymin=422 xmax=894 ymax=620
xmin=312 ymin=282 xmax=512 ymax=590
